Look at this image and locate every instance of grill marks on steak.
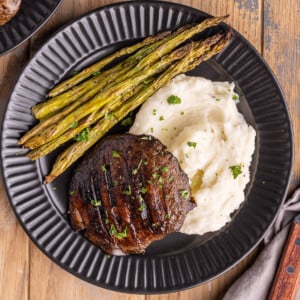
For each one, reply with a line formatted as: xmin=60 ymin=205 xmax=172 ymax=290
xmin=69 ymin=134 xmax=195 ymax=254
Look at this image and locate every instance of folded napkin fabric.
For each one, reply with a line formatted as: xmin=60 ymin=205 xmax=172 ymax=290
xmin=223 ymin=188 xmax=300 ymax=300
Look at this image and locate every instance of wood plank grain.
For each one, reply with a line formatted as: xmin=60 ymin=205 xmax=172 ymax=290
xmin=30 ymin=246 xmax=145 ymax=300
xmin=263 ymin=0 xmax=300 ymax=193
xmin=0 ymin=43 xmax=30 ymax=300
xmin=167 ymin=0 xmax=263 ymax=52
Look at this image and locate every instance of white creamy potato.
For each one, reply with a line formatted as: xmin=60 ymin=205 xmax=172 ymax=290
xmin=129 ymin=75 xmax=256 ymax=235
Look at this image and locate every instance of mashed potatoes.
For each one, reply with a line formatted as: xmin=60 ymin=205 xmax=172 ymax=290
xmin=129 ymin=75 xmax=256 ymax=235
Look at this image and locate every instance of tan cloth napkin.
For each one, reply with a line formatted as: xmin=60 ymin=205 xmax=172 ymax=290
xmin=223 ymin=188 xmax=300 ymax=300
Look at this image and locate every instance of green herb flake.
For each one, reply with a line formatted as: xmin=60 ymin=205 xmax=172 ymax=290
xmin=132 ymin=159 xmax=144 ymax=175
xmin=159 ymin=115 xmax=164 ymax=121
xmin=161 ymin=166 xmax=168 ymax=173
xmin=52 ymin=187 xmax=57 ymax=190
xmin=141 ymin=187 xmax=147 ymax=194
xmin=109 ymin=224 xmax=127 ymax=240
xmin=112 ymin=150 xmax=121 ymax=158
xmin=150 ymin=127 xmax=154 ymax=133
xmin=104 ymin=112 xmax=114 ymax=120
xmin=138 ymin=196 xmax=147 ymax=212
xmin=123 ymin=185 xmax=132 ymax=196
xmin=152 ymin=109 xmax=157 ymax=116
xmin=147 ymin=180 xmax=153 ymax=185
xmin=152 ymin=173 xmax=160 ymax=180
xmin=180 ymin=111 xmax=184 ymax=115
xmin=93 ymin=70 xmax=101 ymax=76
xmin=69 ymin=121 xmax=78 ymax=128
xmin=168 ymin=176 xmax=174 ymax=183
xmin=90 ymin=199 xmax=101 ymax=207
xmin=138 ymin=204 xmax=146 ymax=212
xmin=179 ymin=190 xmax=190 ymax=200
xmin=229 ymin=164 xmax=243 ymax=179
xmin=69 ymin=191 xmax=75 ymax=196
xmin=74 ymin=127 xmax=90 ymax=142
xmin=141 ymin=136 xmax=152 ymax=140
xmin=105 ymin=218 xmax=109 ymax=224
xmin=187 ymin=141 xmax=197 ymax=149
xmin=232 ymin=94 xmax=239 ymax=101
xmin=165 ymin=213 xmax=171 ymax=220
xmin=101 ymin=165 xmax=107 ymax=172
xmin=120 ymin=116 xmax=133 ymax=127
xmin=215 ymin=98 xmax=221 ymax=102
xmin=167 ymin=95 xmax=181 ymax=105
xmin=157 ymin=176 xmax=163 ymax=185
xmin=72 ymin=70 xmax=78 ymax=76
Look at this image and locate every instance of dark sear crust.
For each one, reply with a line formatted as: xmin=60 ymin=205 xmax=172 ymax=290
xmin=69 ymin=134 xmax=196 ymax=255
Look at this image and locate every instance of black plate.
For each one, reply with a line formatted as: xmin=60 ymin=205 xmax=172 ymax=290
xmin=1 ymin=1 xmax=293 ymax=294
xmin=0 ymin=0 xmax=62 ymax=56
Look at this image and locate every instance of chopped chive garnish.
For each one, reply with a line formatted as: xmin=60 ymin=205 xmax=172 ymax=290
xmin=179 ymin=190 xmax=190 ymax=199
xmin=132 ymin=159 xmax=144 ymax=175
xmin=109 ymin=224 xmax=127 ymax=239
xmin=112 ymin=150 xmax=121 ymax=158
xmin=167 ymin=95 xmax=181 ymax=105
xmin=74 ymin=127 xmax=90 ymax=142
xmin=93 ymin=70 xmax=101 ymax=76
xmin=232 ymin=94 xmax=239 ymax=101
xmin=69 ymin=121 xmax=78 ymax=128
xmin=141 ymin=136 xmax=152 ymax=140
xmin=168 ymin=176 xmax=174 ymax=183
xmin=161 ymin=166 xmax=168 ymax=173
xmin=229 ymin=164 xmax=243 ymax=179
xmin=187 ymin=141 xmax=197 ymax=148
xmin=90 ymin=199 xmax=101 ymax=207
xmin=123 ymin=185 xmax=132 ymax=196
xmin=159 ymin=115 xmax=164 ymax=121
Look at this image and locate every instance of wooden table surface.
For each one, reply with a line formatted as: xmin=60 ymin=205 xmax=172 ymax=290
xmin=0 ymin=0 xmax=299 ymax=299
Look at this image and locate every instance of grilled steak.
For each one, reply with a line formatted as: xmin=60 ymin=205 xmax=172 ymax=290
xmin=69 ymin=134 xmax=195 ymax=255
xmin=0 ymin=0 xmax=21 ymax=26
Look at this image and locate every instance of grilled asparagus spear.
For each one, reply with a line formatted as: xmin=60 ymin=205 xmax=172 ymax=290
xmin=31 ymin=30 xmax=172 ymax=120
xmin=44 ymin=31 xmax=232 ymax=183
xmin=48 ymin=16 xmax=226 ymax=97
xmin=24 ymin=43 xmax=193 ymax=149
xmin=48 ymin=31 xmax=169 ymax=97
xmin=32 ymin=16 xmax=226 ymax=120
